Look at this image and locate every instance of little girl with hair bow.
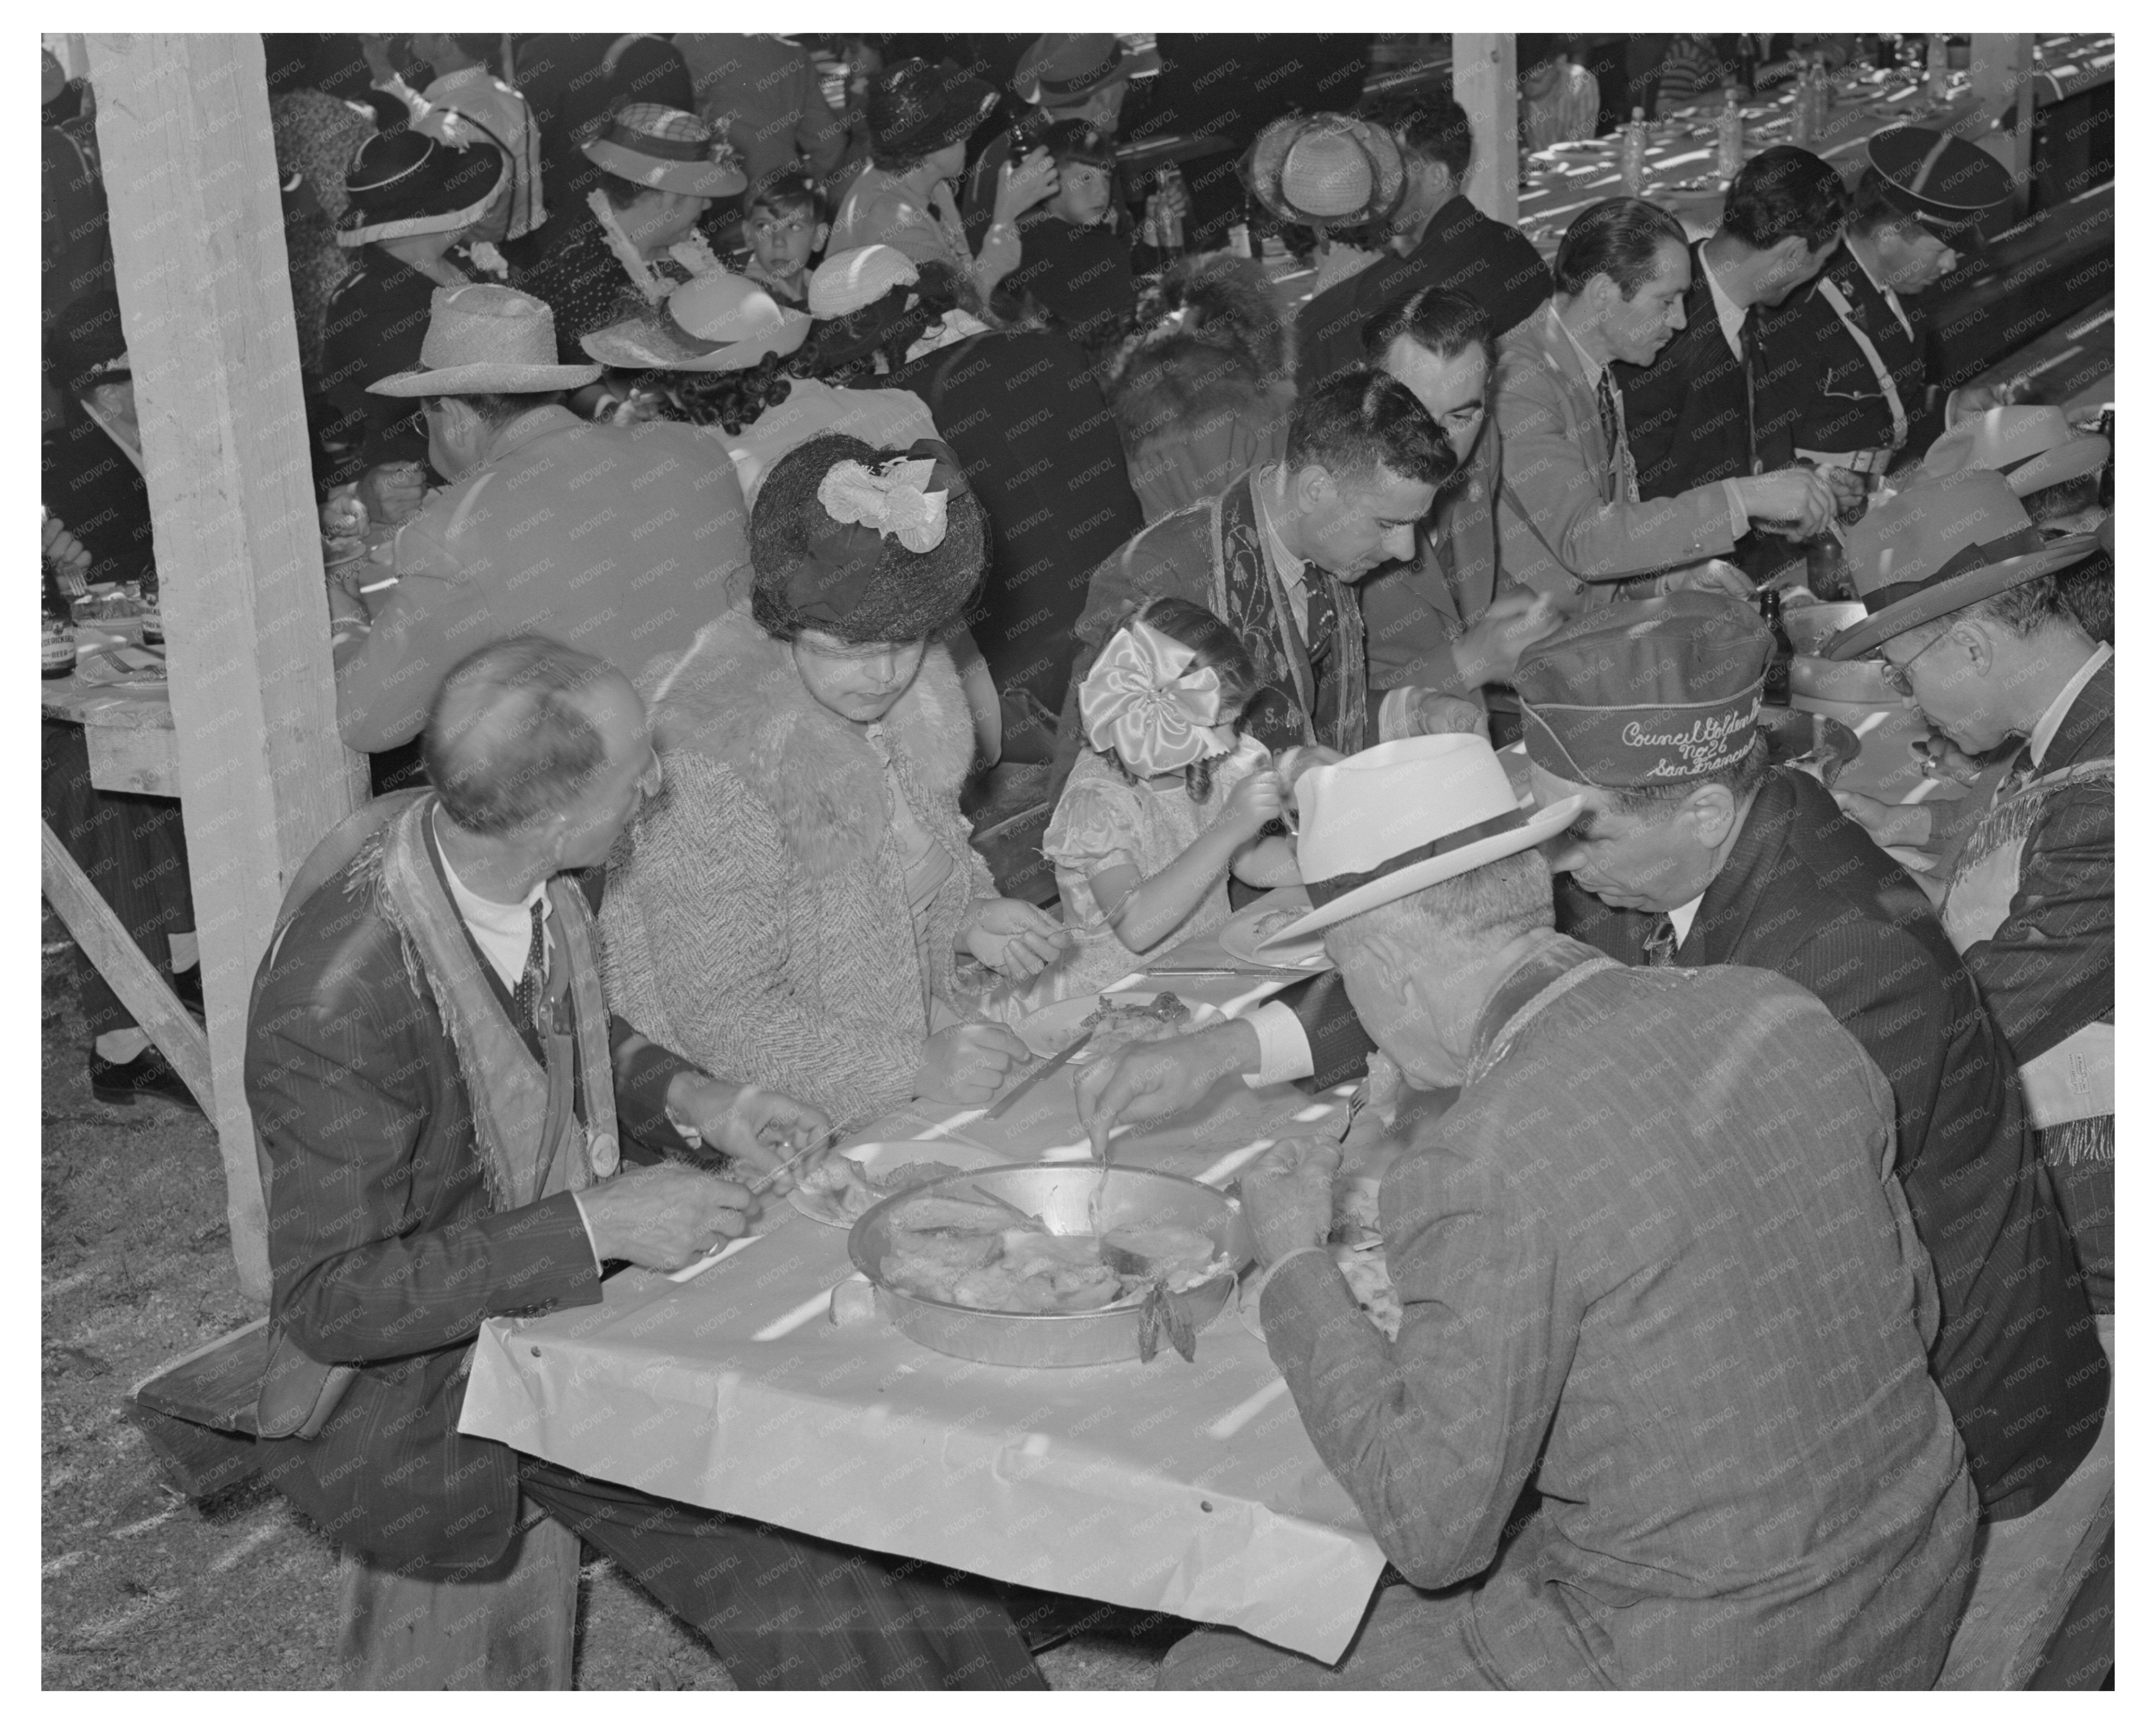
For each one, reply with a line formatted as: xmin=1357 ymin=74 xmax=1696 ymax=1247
xmin=1029 ymin=597 xmax=1301 ymax=1003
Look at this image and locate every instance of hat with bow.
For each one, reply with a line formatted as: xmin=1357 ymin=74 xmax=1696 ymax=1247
xmin=749 ymin=433 xmax=986 ymax=644
xmin=582 ymin=103 xmax=746 ymax=200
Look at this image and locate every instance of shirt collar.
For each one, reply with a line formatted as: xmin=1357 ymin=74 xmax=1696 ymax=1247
xmin=1668 ymin=892 xmax=1706 ymax=947
xmin=1552 ymin=302 xmax=1606 ymax=387
xmin=430 ymin=806 xmax=548 ymax=925
xmin=1698 ymin=249 xmax=1749 ymax=362
xmin=2026 ymin=643 xmax=2112 ymax=769
xmin=1253 ymin=466 xmax=1309 ymax=590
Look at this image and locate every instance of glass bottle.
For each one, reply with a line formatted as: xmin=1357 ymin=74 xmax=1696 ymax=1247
xmin=1717 ymin=85 xmax=1744 ymax=178
xmin=1620 ymin=108 xmax=1648 ymax=193
xmin=42 ymin=563 xmax=78 ymax=679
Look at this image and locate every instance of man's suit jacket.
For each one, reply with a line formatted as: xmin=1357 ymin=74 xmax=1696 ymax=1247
xmin=1752 ymin=248 xmax=1943 ymax=466
xmin=1295 ymin=194 xmax=1553 ymax=392
xmin=1563 ymin=768 xmax=2107 ymax=1515
xmin=1261 ymin=933 xmax=1974 ymax=1687
xmin=1359 ymin=426 xmax=1508 ymax=701
xmin=1493 ymin=302 xmax=1745 ymax=600
xmin=248 ymin=837 xmax=696 ymax=1575
xmin=1610 ymin=238 xmax=1776 ymax=494
xmin=335 ymin=406 xmax=749 ymax=753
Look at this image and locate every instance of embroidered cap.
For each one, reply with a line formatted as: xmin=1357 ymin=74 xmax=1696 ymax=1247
xmin=1515 ymin=593 xmax=1771 ymax=788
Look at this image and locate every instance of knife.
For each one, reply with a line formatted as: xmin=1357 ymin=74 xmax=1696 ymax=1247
xmin=984 ymin=1028 xmax=1095 ymax=1121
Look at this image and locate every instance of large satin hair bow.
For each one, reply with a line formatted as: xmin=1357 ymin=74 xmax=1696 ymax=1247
xmin=816 ymin=455 xmax=949 ymax=552
xmin=1078 ymin=617 xmax=1230 ymax=777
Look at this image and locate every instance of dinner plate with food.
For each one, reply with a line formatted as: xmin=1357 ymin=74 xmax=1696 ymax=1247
xmin=789 ymin=1139 xmax=1004 ymax=1228
xmin=1216 ymin=890 xmax=1331 ymax=972
xmin=1013 ymin=990 xmax=1217 ymax=1060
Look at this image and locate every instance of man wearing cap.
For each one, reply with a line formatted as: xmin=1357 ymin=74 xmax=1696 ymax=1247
xmin=1753 ymin=126 xmax=2016 ymax=484
xmin=961 ymin=34 xmax=1155 ymax=241
xmin=1493 ymin=197 xmax=1838 ymax=605
xmin=1516 ymin=594 xmax=2108 ymax=1668
xmin=1611 ymin=147 xmax=1851 ymax=506
xmin=1056 ymin=370 xmax=1456 ymax=800
xmin=518 ymin=103 xmax=747 ymax=366
xmin=318 ymin=131 xmax=513 ymax=502
xmin=327 ymin=285 xmax=751 ymax=756
xmin=1142 ymin=733 xmax=1975 ymax=1688
xmin=1822 ymin=472 xmax=2114 ymax=1685
xmin=1294 ymin=91 xmax=1553 ymax=392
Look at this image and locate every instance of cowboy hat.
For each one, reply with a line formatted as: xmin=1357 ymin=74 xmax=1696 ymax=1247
xmin=1923 ymin=405 xmax=2111 ymax=498
xmin=337 ymin=130 xmax=507 ymax=247
xmin=368 ymin=285 xmax=601 ymax=396
xmin=1245 ymin=113 xmax=1406 ymax=231
xmin=1269 ymin=735 xmax=1581 ymax=945
xmin=1823 ymin=468 xmax=2097 ymax=660
xmin=1014 ymin=35 xmax=1159 ymax=106
xmin=582 ymin=103 xmax=746 ymax=200
xmin=580 ymin=273 xmax=811 ymax=374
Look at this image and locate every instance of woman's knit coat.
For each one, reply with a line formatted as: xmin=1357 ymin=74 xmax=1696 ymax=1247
xmin=599 ymin=612 xmax=993 ymax=1130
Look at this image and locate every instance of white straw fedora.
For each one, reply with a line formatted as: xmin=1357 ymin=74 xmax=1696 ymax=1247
xmin=581 ymin=273 xmax=811 ymax=373
xmin=1269 ymin=735 xmax=1581 ymax=946
xmin=369 ymin=285 xmax=601 ymax=396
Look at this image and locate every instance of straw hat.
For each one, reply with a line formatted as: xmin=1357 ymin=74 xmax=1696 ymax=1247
xmin=337 ymin=131 xmax=506 ymax=247
xmin=581 ymin=273 xmax=811 ymax=374
xmin=368 ymin=285 xmax=601 ymax=396
xmin=1822 ymin=468 xmax=2097 ymax=659
xmin=1246 ymin=113 xmax=1406 ymax=229
xmin=1270 ymin=735 xmax=1580 ymax=944
xmin=582 ymin=103 xmax=746 ymax=199
xmin=1923 ymin=405 xmax=2111 ymax=498
xmin=809 ymin=246 xmax=922 ymax=320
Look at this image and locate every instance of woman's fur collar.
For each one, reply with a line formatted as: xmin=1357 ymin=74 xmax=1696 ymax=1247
xmin=642 ymin=609 xmax=977 ymax=876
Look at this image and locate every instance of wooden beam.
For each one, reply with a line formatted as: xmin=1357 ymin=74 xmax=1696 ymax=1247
xmin=88 ymin=33 xmax=369 ymax=1304
xmin=1453 ymin=35 xmax=1519 ymax=225
xmin=1968 ymin=35 xmax=2036 ymax=217
xmin=42 ymin=820 xmax=214 ymax=1110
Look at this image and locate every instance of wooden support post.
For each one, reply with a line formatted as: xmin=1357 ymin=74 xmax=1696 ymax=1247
xmin=88 ymin=34 xmax=368 ymax=1304
xmin=1968 ymin=35 xmax=2036 ymax=216
xmin=1454 ymin=35 xmax=1519 ymax=225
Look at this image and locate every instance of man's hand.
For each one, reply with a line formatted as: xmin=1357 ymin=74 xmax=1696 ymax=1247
xmin=916 ymin=1022 xmax=1030 ymax=1106
xmin=357 ymin=461 xmax=427 ymax=527
xmin=1832 ymin=788 xmax=1933 ymax=851
xmin=665 ymin=1072 xmax=831 ymax=1191
xmin=1237 ymin=1136 xmax=1341 ymax=1266
xmin=1739 ymin=468 xmax=1837 ymax=539
xmin=1658 ymin=559 xmax=1756 ymax=600
xmin=1821 ymin=465 xmax=1871 ymax=517
xmin=1074 ymin=1020 xmax=1261 ymax=1159
xmin=577 ymin=1161 xmax=752 ymax=1271
xmin=1451 ymin=588 xmax=1568 ymax=687
xmin=42 ymin=513 xmax=92 ymax=578
xmin=961 ymin=897 xmax=1071 ymax=979
xmin=1408 ymin=692 xmax=1490 ymax=738
xmin=1910 ymin=732 xmax=1990 ymax=787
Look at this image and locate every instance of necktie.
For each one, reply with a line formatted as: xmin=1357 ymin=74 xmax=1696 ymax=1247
xmin=1643 ymin=914 xmax=1680 ymax=967
xmin=512 ymin=900 xmax=548 ymax=1050
xmin=1302 ymin=569 xmax=1336 ymax=664
xmin=1740 ymin=312 xmax=1763 ymax=475
xmin=1595 ymin=371 xmax=1635 ymax=501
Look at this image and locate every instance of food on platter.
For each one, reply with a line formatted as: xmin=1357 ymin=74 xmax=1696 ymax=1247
xmin=790 ymin=1156 xmax=968 ymax=1227
xmin=876 ymin=1206 xmax=1232 ymax=1316
xmin=1077 ymin=991 xmax=1194 ymax=1053
xmin=1248 ymin=908 xmax=1306 ymax=946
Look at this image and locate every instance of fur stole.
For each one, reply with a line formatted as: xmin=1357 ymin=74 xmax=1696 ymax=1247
xmin=643 ymin=610 xmax=977 ymax=877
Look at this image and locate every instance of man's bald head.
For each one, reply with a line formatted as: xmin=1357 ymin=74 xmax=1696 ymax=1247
xmin=423 ymin=637 xmax=631 ymax=837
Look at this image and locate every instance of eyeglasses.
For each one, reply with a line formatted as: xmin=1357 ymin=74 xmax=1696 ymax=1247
xmin=1873 ymin=629 xmax=1950 ymax=696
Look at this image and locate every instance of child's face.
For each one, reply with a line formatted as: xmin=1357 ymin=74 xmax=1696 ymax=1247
xmin=1046 ymin=162 xmax=1113 ymax=228
xmin=749 ymin=203 xmax=825 ymax=280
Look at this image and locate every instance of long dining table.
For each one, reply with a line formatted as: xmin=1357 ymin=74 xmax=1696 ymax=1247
xmin=457 ymin=919 xmax=1396 ymax=1663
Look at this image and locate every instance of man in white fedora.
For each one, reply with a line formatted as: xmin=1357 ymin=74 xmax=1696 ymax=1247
xmin=328 ymin=283 xmax=752 ymax=755
xmin=1120 ymin=733 xmax=1975 ymax=1687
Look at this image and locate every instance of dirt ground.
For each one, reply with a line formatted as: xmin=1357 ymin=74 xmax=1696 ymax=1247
xmin=39 ymin=927 xmax=1171 ymax=1690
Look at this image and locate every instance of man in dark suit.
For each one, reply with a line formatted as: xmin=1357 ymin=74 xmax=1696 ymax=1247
xmin=1613 ymin=145 xmax=1849 ymax=501
xmin=1516 ymin=595 xmax=2106 ymax=1541
xmin=1295 ymin=91 xmax=1552 ymax=393
xmin=249 ymin=635 xmax=1043 ymax=1689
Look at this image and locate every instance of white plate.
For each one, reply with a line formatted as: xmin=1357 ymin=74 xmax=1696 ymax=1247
xmin=1014 ymin=997 xmax=1103 ymax=1059
xmin=1216 ymin=891 xmax=1331 ymax=973
xmin=787 ymin=1139 xmax=1004 ymax=1228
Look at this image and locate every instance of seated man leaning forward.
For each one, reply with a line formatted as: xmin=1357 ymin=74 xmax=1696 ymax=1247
xmin=250 ymin=635 xmax=1043 ymax=1690
xmin=326 ymin=284 xmax=752 ymax=755
xmin=1117 ymin=735 xmax=1977 ymax=1688
xmin=599 ymin=435 xmax=1068 ymax=1130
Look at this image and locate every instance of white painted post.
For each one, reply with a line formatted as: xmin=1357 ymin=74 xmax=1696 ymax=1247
xmin=88 ymin=32 xmax=368 ymax=1302
xmin=1453 ymin=35 xmax=1520 ymax=225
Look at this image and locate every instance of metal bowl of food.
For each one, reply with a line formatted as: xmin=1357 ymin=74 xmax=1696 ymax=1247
xmin=847 ymin=1165 xmax=1254 ymax=1368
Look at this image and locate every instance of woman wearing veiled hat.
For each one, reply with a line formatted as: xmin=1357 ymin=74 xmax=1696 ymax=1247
xmin=828 ymin=59 xmax=1059 ymax=306
xmin=599 ymin=435 xmax=1069 ymax=1129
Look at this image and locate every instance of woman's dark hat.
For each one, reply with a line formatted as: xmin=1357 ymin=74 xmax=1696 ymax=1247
xmin=337 ymin=130 xmax=508 ymax=247
xmin=750 ymin=434 xmax=985 ymax=644
xmin=1015 ymin=35 xmax=1160 ymax=105
xmin=867 ymin=60 xmax=999 ymax=162
xmin=1041 ymin=120 xmax=1118 ymax=172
